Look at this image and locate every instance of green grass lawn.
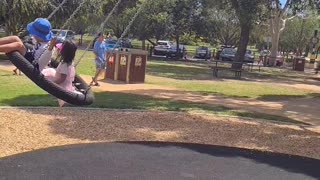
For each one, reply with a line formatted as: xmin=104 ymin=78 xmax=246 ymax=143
xmin=74 ymin=50 xmax=97 ymax=76
xmin=5 ymin=49 xmax=315 ymax=99
xmin=74 ymin=51 xmax=317 ymax=98
xmin=145 ymin=60 xmax=317 ymax=98
xmin=0 ymin=69 xmax=301 ymax=124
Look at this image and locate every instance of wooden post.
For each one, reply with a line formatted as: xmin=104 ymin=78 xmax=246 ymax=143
xmin=126 ymin=54 xmax=132 ymax=83
xmin=114 ymin=51 xmax=119 ymax=80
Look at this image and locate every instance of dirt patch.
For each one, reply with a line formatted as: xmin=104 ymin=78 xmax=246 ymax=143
xmin=0 ymin=108 xmax=319 ymax=159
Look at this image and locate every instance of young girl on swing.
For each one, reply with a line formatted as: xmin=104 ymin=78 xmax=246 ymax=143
xmin=42 ymin=40 xmax=78 ymax=107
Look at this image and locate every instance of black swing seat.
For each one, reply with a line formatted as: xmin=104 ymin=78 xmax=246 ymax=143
xmin=6 ymin=51 xmax=94 ymax=106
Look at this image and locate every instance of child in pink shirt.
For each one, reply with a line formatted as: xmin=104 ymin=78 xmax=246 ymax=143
xmin=42 ymin=40 xmax=78 ymax=106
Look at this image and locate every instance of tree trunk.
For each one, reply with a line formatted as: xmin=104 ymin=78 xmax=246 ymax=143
xmin=80 ymin=33 xmax=83 ymax=46
xmin=142 ymin=39 xmax=146 ymax=50
xmin=269 ymin=15 xmax=281 ymax=66
xmin=297 ymin=19 xmax=306 ymax=57
xmin=176 ymin=35 xmax=180 ymax=60
xmin=232 ymin=23 xmax=250 ymax=69
xmin=304 ymin=44 xmax=310 ymax=57
xmin=146 ymin=39 xmax=156 ymax=46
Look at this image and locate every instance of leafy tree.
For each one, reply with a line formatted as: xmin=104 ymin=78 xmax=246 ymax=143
xmin=169 ymin=0 xmax=200 ymax=59
xmin=103 ymin=0 xmax=139 ymax=38
xmin=249 ymin=24 xmax=269 ymax=46
xmin=0 ymin=0 xmax=97 ymax=35
xmin=204 ymin=0 xmax=269 ymax=68
xmin=279 ymin=17 xmax=317 ymax=55
xmin=0 ymin=0 xmax=48 ymax=35
xmin=195 ymin=6 xmax=240 ymax=46
xmin=132 ymin=0 xmax=172 ymax=47
xmin=266 ymin=0 xmax=319 ymax=65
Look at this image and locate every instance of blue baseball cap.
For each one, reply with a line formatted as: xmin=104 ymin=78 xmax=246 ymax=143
xmin=27 ymin=18 xmax=53 ymax=41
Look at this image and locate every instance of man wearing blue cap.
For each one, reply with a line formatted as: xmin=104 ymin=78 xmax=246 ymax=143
xmin=0 ymin=18 xmax=55 ymax=71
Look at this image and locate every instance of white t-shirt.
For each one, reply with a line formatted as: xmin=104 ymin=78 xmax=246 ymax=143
xmin=32 ymin=43 xmax=53 ymax=71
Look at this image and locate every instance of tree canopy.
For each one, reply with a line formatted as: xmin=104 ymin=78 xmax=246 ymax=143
xmin=1 ymin=0 xmax=319 ymax=63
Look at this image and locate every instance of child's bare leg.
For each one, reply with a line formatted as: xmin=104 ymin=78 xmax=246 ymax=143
xmin=13 ymin=68 xmax=18 ymax=75
xmin=0 ymin=36 xmax=21 ymax=45
xmin=0 ymin=42 xmax=25 ymax=54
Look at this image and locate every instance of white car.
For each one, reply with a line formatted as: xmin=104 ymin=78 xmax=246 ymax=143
xmin=52 ymin=29 xmax=75 ymax=43
xmin=154 ymin=40 xmax=172 ymax=56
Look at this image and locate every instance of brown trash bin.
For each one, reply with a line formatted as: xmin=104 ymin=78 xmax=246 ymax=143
xmin=292 ymin=57 xmax=305 ymax=71
xmin=129 ymin=53 xmax=147 ymax=83
xmin=105 ymin=50 xmax=117 ymax=80
xmin=118 ymin=53 xmax=130 ymax=82
xmin=104 ymin=49 xmax=148 ymax=83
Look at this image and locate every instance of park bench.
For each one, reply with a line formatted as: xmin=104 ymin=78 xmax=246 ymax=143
xmin=246 ymin=62 xmax=262 ymax=72
xmin=208 ymin=60 xmax=262 ymax=79
xmin=209 ymin=66 xmax=243 ymax=79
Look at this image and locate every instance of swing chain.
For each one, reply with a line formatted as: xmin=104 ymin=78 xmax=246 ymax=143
xmin=47 ymin=0 xmax=68 ymax=20
xmin=88 ymin=1 xmax=147 ymax=87
xmin=74 ymin=0 xmax=123 ymax=67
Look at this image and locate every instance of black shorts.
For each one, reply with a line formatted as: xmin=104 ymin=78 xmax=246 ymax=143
xmin=24 ymin=51 xmax=35 ymax=63
xmin=23 ymin=43 xmax=34 ymax=64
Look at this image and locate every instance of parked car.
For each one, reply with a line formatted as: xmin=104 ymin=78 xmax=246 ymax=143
xmin=244 ymin=49 xmax=254 ymax=63
xmin=154 ymin=40 xmax=172 ymax=56
xmin=92 ymin=37 xmax=122 ymax=49
xmin=166 ymin=45 xmax=186 ymax=59
xmin=219 ymin=48 xmax=236 ymax=61
xmin=216 ymin=45 xmax=233 ymax=59
xmin=105 ymin=38 xmax=121 ymax=49
xmin=219 ymin=48 xmax=254 ymax=63
xmin=51 ymin=29 xmax=75 ymax=44
xmin=119 ymin=38 xmax=132 ymax=48
xmin=195 ymin=46 xmax=211 ymax=59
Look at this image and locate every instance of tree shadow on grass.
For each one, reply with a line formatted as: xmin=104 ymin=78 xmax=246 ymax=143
xmin=146 ymin=61 xmax=320 ymax=89
xmin=242 ymin=69 xmax=320 ymax=87
xmin=0 ymin=142 xmax=319 ymax=179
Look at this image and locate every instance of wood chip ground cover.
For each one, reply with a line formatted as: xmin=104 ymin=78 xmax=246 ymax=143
xmin=0 ymin=108 xmax=319 ymax=159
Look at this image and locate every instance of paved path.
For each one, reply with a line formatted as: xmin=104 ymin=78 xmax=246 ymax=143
xmin=0 ymin=60 xmax=319 ymax=127
xmin=0 ymin=142 xmax=319 ymax=180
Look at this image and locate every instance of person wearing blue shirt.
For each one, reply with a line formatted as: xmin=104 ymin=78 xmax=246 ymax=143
xmin=92 ymin=32 xmax=107 ymax=86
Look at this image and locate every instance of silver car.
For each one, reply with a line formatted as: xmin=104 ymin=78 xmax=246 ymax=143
xmin=52 ymin=29 xmax=75 ymax=43
xmin=195 ymin=46 xmax=211 ymax=59
xmin=219 ymin=48 xmax=236 ymax=61
xmin=220 ymin=48 xmax=254 ymax=62
xmin=154 ymin=40 xmax=172 ymax=56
